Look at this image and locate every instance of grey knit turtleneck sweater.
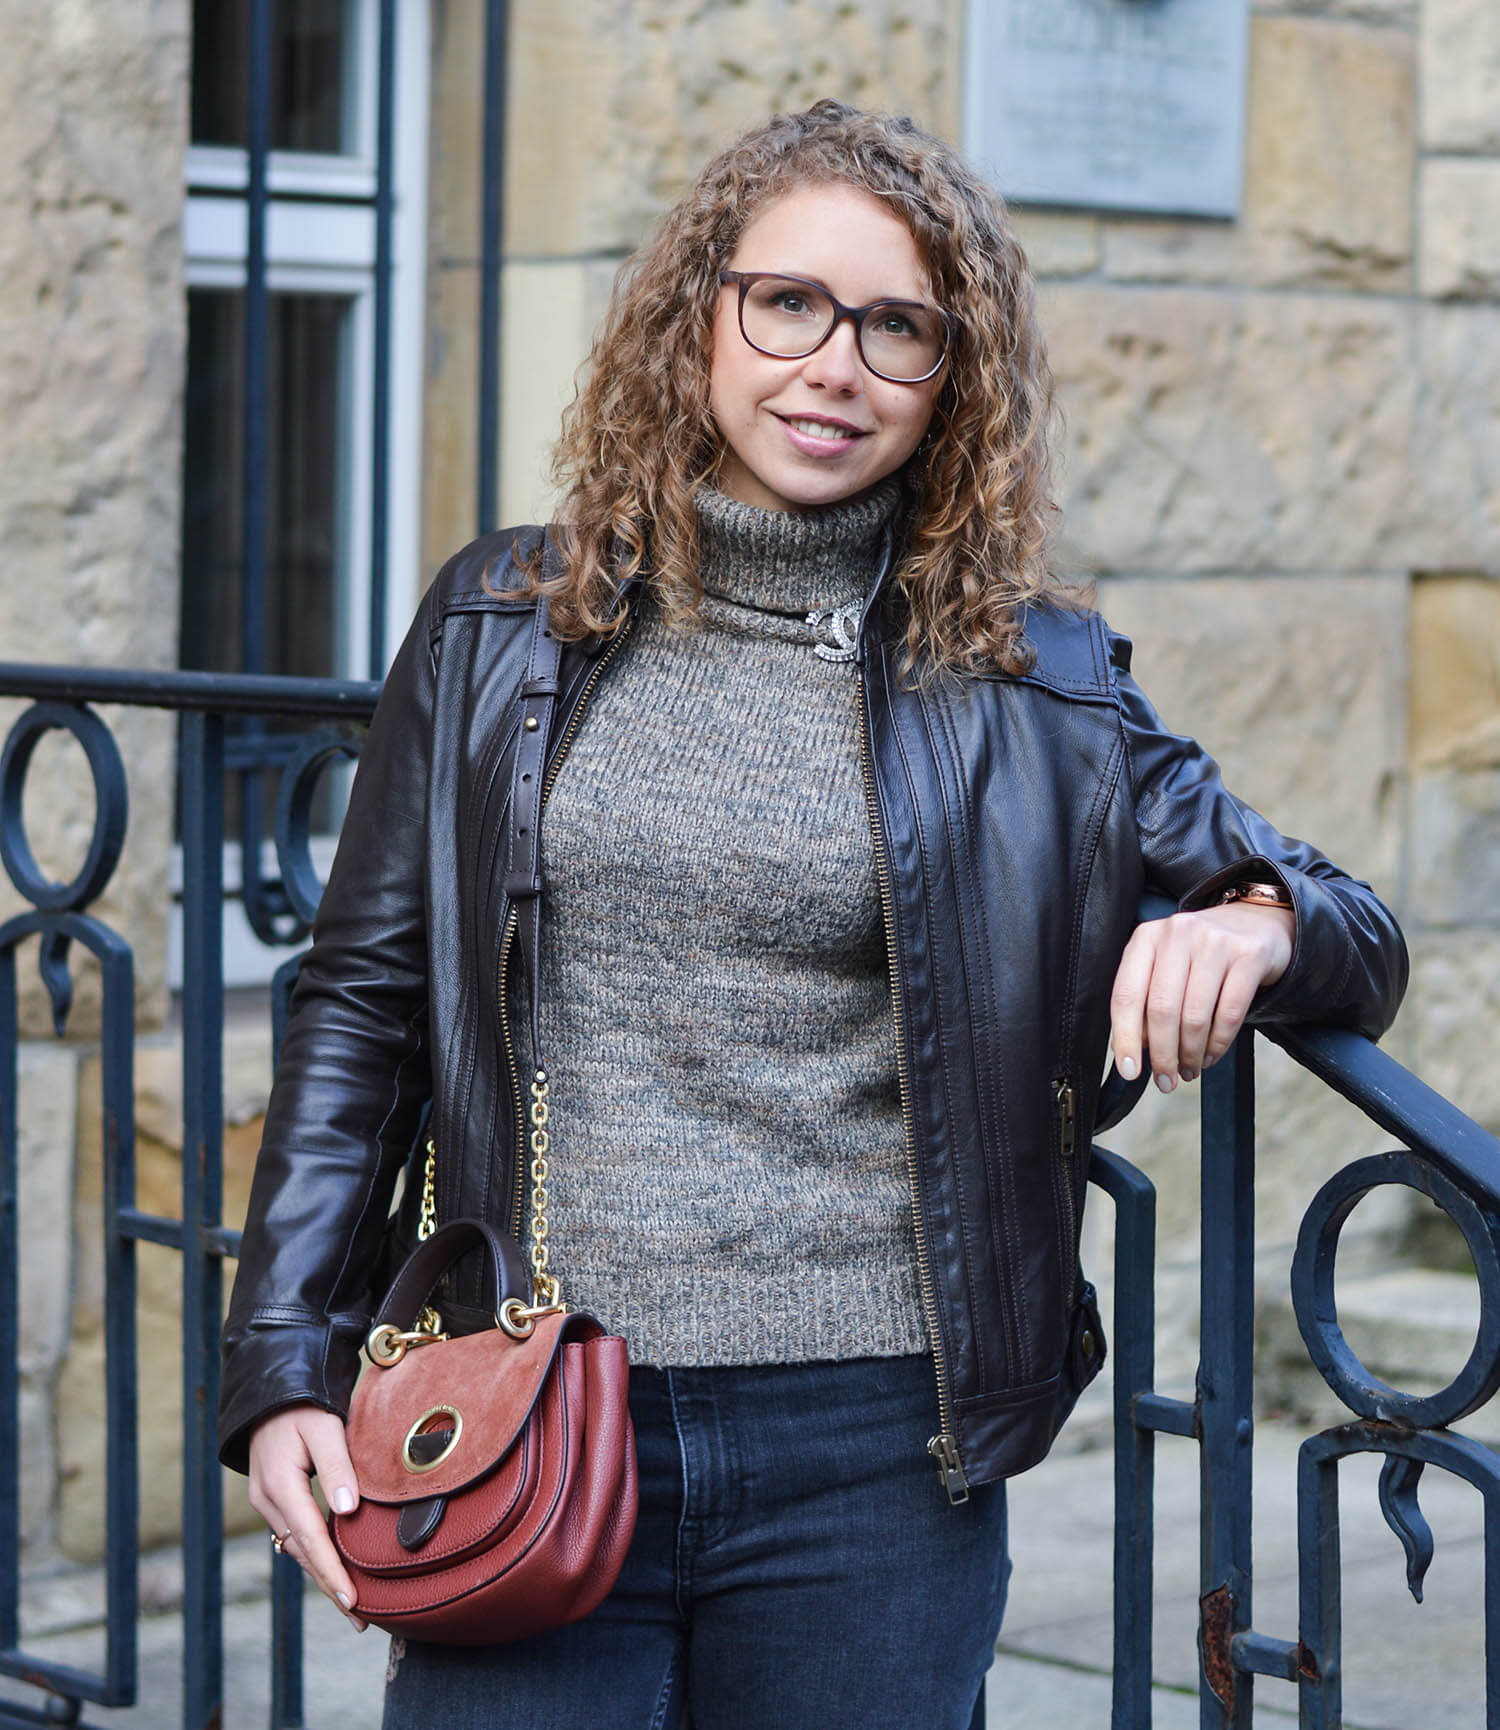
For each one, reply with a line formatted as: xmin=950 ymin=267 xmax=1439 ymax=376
xmin=518 ymin=481 xmax=928 ymax=1366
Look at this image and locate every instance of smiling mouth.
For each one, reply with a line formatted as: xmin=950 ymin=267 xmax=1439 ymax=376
xmin=779 ymin=414 xmax=868 ymax=442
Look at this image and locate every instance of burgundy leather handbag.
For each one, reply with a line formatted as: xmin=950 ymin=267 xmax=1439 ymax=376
xmin=331 ymin=577 xmax=637 ymax=1642
xmin=330 ymin=1216 xmax=637 ymax=1643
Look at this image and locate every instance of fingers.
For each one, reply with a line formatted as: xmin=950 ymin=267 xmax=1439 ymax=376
xmin=1110 ymin=906 xmax=1294 ymax=1090
xmin=248 ymin=1406 xmax=367 ymax=1632
xmin=1107 ymin=924 xmax=1155 ymax=1085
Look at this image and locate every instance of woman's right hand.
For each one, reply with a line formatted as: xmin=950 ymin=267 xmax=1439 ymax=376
xmin=247 ymin=1405 xmax=367 ymax=1631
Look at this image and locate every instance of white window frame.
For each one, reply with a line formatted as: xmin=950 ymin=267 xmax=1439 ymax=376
xmin=174 ymin=0 xmax=429 ymax=989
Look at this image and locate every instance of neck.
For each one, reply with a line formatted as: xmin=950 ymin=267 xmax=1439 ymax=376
xmin=694 ymin=480 xmax=902 ymax=616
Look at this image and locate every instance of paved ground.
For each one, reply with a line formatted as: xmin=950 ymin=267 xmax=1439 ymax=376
xmin=6 ymin=1420 xmax=1489 ymax=1728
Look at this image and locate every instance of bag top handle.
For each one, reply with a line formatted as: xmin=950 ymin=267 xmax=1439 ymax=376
xmin=373 ymin=1218 xmax=531 ymax=1330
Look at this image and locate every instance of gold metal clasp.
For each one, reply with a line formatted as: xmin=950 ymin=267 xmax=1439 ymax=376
xmin=497 ymin=1294 xmax=567 ymax=1340
xmin=401 ymin=1405 xmax=463 ymax=1473
xmin=367 ymin=1315 xmax=450 ymax=1367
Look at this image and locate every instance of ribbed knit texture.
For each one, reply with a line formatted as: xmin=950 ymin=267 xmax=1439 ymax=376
xmin=518 ymin=480 xmax=929 ymax=1366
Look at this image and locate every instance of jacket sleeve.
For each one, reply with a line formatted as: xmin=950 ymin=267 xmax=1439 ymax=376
xmin=217 ymin=582 xmax=441 ymax=1473
xmin=1112 ymin=633 xmax=1408 ymax=1042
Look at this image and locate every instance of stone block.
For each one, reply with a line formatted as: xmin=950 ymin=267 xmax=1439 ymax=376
xmin=1012 ymin=210 xmax=1100 ymax=280
xmin=1095 ymin=575 xmax=1405 ymax=890
xmin=1408 ymin=932 xmax=1500 ymax=1131
xmin=17 ymin=1043 xmax=79 ymax=1374
xmin=1410 ymin=574 xmax=1500 ymax=772
xmin=422 ymin=263 xmax=482 ymax=580
xmin=1102 ymin=16 xmax=1414 ymax=293
xmin=1042 ymin=284 xmax=1417 ymax=575
xmin=500 ymin=260 xmax=597 ymax=528
xmin=15 ymin=1041 xmax=79 ymax=1556
xmin=1410 ymin=767 xmax=1500 ymax=928
xmin=505 ymin=0 xmax=958 ymax=257
xmin=1420 ymin=159 xmax=1500 ymax=301
xmin=1421 ymin=0 xmax=1500 ymax=152
xmin=1414 ymin=303 xmax=1500 ymax=574
xmin=1252 ymin=0 xmax=1415 ymax=22
xmin=426 ymin=0 xmax=487 ymax=265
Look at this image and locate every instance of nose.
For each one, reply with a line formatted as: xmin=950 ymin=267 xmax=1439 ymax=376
xmin=801 ymin=314 xmax=864 ymax=392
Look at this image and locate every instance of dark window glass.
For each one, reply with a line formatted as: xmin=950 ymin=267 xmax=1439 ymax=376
xmin=191 ymin=0 xmax=354 ymax=153
xmin=179 ymin=288 xmax=348 ymax=681
xmin=179 ymin=289 xmax=351 ymax=840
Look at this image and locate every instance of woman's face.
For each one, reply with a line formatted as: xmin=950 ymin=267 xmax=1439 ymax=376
xmin=708 ymin=182 xmax=945 ymax=514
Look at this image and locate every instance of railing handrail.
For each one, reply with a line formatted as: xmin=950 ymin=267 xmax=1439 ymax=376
xmin=0 ymin=662 xmax=382 ymax=720
xmin=1266 ymin=1022 xmax=1500 ymax=1210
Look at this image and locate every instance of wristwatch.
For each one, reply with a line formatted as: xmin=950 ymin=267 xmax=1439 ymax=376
xmin=1217 ymin=880 xmax=1293 ymax=910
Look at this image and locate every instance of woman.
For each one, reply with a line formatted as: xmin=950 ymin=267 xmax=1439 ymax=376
xmin=220 ymin=101 xmax=1406 ymax=1728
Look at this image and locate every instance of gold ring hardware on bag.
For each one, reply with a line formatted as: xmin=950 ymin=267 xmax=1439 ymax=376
xmin=497 ymin=1295 xmax=567 ymax=1339
xmin=367 ymin=1320 xmax=450 ymax=1368
xmin=401 ymin=1405 xmax=464 ymax=1474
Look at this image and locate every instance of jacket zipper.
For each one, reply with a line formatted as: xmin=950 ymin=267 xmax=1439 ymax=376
xmin=501 ymin=618 xmax=635 ymax=1238
xmin=856 ymin=675 xmax=968 ymax=1505
xmin=1052 ymin=1075 xmax=1079 ymax=1315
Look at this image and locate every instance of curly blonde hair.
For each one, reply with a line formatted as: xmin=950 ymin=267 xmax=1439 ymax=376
xmin=526 ymin=99 xmax=1065 ymax=677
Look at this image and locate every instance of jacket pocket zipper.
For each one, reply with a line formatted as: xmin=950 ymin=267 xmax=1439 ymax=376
xmin=1052 ymin=1074 xmax=1080 ymax=1339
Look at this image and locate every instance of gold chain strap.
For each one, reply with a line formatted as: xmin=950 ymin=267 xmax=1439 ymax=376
xmin=418 ymin=1138 xmax=438 ymax=1241
xmin=383 ymin=1100 xmax=565 ymax=1356
xmin=528 ymin=1071 xmax=561 ymax=1308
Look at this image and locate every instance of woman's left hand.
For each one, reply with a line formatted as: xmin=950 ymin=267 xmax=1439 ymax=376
xmin=1109 ymin=903 xmax=1295 ymax=1092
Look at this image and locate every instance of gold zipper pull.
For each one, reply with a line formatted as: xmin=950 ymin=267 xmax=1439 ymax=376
xmin=928 ymin=1432 xmax=970 ymax=1505
xmin=1053 ymin=1077 xmax=1077 ymax=1161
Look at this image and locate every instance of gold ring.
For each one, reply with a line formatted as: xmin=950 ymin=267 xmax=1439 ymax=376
xmin=271 ymin=1529 xmax=292 ymax=1556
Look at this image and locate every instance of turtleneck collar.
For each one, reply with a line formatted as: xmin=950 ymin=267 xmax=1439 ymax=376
xmin=694 ymin=478 xmax=902 ymax=617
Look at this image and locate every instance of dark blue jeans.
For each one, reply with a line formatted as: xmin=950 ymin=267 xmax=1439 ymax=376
xmin=381 ymin=1353 xmax=1009 ymax=1729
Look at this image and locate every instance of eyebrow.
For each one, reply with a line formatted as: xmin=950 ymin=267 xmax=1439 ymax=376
xmin=734 ymin=266 xmax=936 ymax=304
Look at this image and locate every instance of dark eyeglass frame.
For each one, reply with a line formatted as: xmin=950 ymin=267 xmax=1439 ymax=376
xmin=717 ymin=269 xmax=953 ymax=385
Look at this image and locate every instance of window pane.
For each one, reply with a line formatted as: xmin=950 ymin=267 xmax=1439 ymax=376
xmin=191 ymin=0 xmax=357 ymax=154
xmin=179 ymin=288 xmax=349 ymax=682
xmin=180 ymin=289 xmax=352 ymax=841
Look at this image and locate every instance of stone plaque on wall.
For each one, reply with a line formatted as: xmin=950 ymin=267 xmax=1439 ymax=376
xmin=964 ymin=0 xmax=1250 ymax=218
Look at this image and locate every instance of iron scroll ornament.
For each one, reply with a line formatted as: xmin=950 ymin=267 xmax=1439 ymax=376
xmin=0 ymin=701 xmax=129 ymax=1033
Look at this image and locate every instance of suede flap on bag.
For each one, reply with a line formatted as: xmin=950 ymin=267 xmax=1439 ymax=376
xmin=347 ymin=1311 xmax=574 ymax=1502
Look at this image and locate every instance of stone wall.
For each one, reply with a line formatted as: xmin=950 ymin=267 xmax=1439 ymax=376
xmin=2 ymin=0 xmax=189 ymax=1565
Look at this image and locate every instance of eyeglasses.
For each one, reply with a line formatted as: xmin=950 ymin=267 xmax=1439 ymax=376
xmin=717 ymin=270 xmax=952 ymax=384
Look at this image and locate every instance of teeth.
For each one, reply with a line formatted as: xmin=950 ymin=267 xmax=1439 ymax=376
xmin=786 ymin=417 xmax=857 ymax=441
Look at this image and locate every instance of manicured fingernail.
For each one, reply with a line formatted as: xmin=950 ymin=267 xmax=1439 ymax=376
xmin=1203 ymin=1054 xmax=1218 ymax=1070
xmin=1117 ymin=1056 xmax=1139 ymax=1081
xmin=1154 ymin=1072 xmax=1176 ymax=1094
xmin=1181 ymin=1069 xmax=1198 ymax=1084
xmin=333 ymin=1487 xmax=356 ymax=1515
xmin=337 ymin=1591 xmax=352 ymax=1609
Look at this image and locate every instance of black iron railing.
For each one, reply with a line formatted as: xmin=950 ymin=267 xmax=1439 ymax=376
xmin=1 ymin=670 xmax=1499 ymax=1729
xmin=0 ymin=668 xmax=377 ymax=1730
